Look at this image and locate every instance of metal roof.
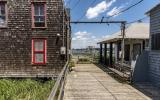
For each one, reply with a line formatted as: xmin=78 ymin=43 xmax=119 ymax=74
xmin=98 ymin=23 xmax=149 ymax=43
xmin=146 ymin=3 xmax=160 ymax=15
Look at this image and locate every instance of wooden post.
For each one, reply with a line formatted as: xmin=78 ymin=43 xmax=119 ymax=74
xmin=117 ymin=41 xmax=120 ymax=61
xmin=104 ymin=43 xmax=107 ymax=65
xmin=100 ymin=44 xmax=103 ymax=63
xmin=142 ymin=40 xmax=145 ymax=50
xmin=109 ymin=42 xmax=113 ymax=66
xmin=121 ymin=22 xmax=126 ymax=66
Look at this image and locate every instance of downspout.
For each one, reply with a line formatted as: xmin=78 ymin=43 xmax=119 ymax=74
xmin=62 ymin=0 xmax=65 ymax=47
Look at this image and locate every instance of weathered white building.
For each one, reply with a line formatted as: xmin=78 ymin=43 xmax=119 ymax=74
xmin=99 ymin=23 xmax=149 ymax=67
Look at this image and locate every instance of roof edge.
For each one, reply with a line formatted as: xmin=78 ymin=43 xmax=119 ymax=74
xmin=145 ymin=3 xmax=160 ymax=15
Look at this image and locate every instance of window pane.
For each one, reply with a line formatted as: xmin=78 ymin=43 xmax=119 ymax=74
xmin=40 ymin=4 xmax=44 ymax=15
xmin=34 ymin=41 xmax=44 ymax=51
xmin=35 ymin=22 xmax=45 ymax=27
xmin=157 ymin=34 xmax=160 ymax=50
xmin=34 ymin=4 xmax=44 ymax=16
xmin=0 ymin=16 xmax=5 ymax=24
xmin=35 ymin=53 xmax=44 ymax=63
xmin=0 ymin=4 xmax=5 ymax=15
xmin=34 ymin=4 xmax=39 ymax=15
xmin=34 ymin=16 xmax=45 ymax=22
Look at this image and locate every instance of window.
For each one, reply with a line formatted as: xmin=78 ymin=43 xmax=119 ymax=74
xmin=32 ymin=2 xmax=46 ymax=28
xmin=0 ymin=2 xmax=7 ymax=27
xmin=32 ymin=39 xmax=47 ymax=64
xmin=151 ymin=34 xmax=160 ymax=50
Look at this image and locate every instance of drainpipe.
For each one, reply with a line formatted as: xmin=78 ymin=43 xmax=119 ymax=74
xmin=62 ymin=0 xmax=65 ymax=47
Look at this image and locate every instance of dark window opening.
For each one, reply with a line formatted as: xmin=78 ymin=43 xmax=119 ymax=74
xmin=152 ymin=34 xmax=160 ymax=50
xmin=0 ymin=2 xmax=7 ymax=27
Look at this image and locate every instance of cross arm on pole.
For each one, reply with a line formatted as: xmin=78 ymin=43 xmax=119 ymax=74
xmin=70 ymin=21 xmax=126 ymax=24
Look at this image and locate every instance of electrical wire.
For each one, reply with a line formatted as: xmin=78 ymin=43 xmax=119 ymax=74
xmin=127 ymin=16 xmax=148 ymax=24
xmin=71 ymin=0 xmax=81 ymax=10
xmin=102 ymin=0 xmax=144 ymax=20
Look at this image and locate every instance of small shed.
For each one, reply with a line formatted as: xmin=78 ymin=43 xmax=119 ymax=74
xmin=98 ymin=23 xmax=149 ymax=70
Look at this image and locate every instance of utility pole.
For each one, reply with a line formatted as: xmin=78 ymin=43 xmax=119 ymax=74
xmin=71 ymin=20 xmax=127 ymax=66
xmin=121 ymin=22 xmax=126 ymax=67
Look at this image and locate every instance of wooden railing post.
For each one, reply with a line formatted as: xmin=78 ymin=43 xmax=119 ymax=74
xmin=48 ymin=61 xmax=69 ymax=100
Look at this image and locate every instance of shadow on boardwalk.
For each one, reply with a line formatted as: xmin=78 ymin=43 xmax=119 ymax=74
xmin=64 ymin=64 xmax=159 ymax=100
xmin=96 ymin=64 xmax=160 ymax=100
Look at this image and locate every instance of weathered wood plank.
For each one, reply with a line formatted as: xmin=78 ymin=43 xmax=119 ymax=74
xmin=64 ymin=64 xmax=151 ymax=100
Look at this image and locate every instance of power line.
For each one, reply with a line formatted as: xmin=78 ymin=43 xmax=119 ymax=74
xmin=102 ymin=0 xmax=144 ymax=21
xmin=71 ymin=21 xmax=126 ymax=24
xmin=127 ymin=16 xmax=148 ymax=24
xmin=77 ymin=0 xmax=97 ymax=21
xmin=71 ymin=0 xmax=81 ymax=10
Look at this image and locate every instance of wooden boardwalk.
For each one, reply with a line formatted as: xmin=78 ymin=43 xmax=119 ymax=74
xmin=64 ymin=64 xmax=151 ymax=100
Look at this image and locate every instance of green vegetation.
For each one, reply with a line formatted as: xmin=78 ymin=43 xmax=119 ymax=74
xmin=79 ymin=58 xmax=90 ymax=62
xmin=0 ymin=79 xmax=55 ymax=100
xmin=69 ymin=60 xmax=75 ymax=68
xmin=78 ymin=58 xmax=91 ymax=64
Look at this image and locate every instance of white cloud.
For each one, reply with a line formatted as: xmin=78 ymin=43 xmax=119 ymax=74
xmin=86 ymin=0 xmax=116 ymax=19
xmin=73 ymin=31 xmax=90 ymax=40
xmin=91 ymin=36 xmax=96 ymax=39
xmin=106 ymin=0 xmax=133 ymax=17
xmin=72 ymin=31 xmax=112 ymax=49
xmin=72 ymin=31 xmax=99 ymax=48
xmin=107 ymin=6 xmax=124 ymax=17
xmin=96 ymin=35 xmax=111 ymax=43
xmin=75 ymin=31 xmax=90 ymax=36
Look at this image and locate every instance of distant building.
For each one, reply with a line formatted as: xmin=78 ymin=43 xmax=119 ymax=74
xmin=98 ymin=23 xmax=149 ymax=67
xmin=0 ymin=0 xmax=71 ymax=77
xmin=146 ymin=3 xmax=160 ymax=87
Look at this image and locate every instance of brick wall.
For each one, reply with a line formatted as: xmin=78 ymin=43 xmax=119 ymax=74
xmin=0 ymin=0 xmax=70 ymax=77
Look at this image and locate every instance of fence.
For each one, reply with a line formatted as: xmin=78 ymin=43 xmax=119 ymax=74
xmin=48 ymin=61 xmax=69 ymax=100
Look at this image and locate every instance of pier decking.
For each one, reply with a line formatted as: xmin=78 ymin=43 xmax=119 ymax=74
xmin=64 ymin=64 xmax=152 ymax=100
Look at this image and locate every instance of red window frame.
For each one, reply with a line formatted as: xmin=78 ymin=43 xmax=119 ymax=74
xmin=31 ymin=1 xmax=47 ymax=28
xmin=32 ymin=39 xmax=47 ymax=64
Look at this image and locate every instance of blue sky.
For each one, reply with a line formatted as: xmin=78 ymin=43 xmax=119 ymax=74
xmin=64 ymin=0 xmax=160 ymax=49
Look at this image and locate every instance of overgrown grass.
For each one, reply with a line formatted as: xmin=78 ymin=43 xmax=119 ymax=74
xmin=69 ymin=60 xmax=75 ymax=68
xmin=0 ymin=79 xmax=55 ymax=100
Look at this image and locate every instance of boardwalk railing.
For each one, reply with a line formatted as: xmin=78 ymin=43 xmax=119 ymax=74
xmin=48 ymin=61 xmax=69 ymax=100
xmin=111 ymin=62 xmax=133 ymax=81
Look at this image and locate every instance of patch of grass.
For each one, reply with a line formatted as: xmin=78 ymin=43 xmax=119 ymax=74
xmin=0 ymin=79 xmax=55 ymax=100
xmin=79 ymin=58 xmax=90 ymax=62
xmin=77 ymin=58 xmax=91 ymax=64
xmin=69 ymin=61 xmax=75 ymax=68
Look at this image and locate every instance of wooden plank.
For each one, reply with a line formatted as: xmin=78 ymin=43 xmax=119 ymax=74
xmin=64 ymin=64 xmax=151 ymax=100
xmin=109 ymin=68 xmax=130 ymax=78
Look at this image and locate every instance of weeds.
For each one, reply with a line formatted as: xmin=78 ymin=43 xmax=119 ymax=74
xmin=0 ymin=79 xmax=55 ymax=100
